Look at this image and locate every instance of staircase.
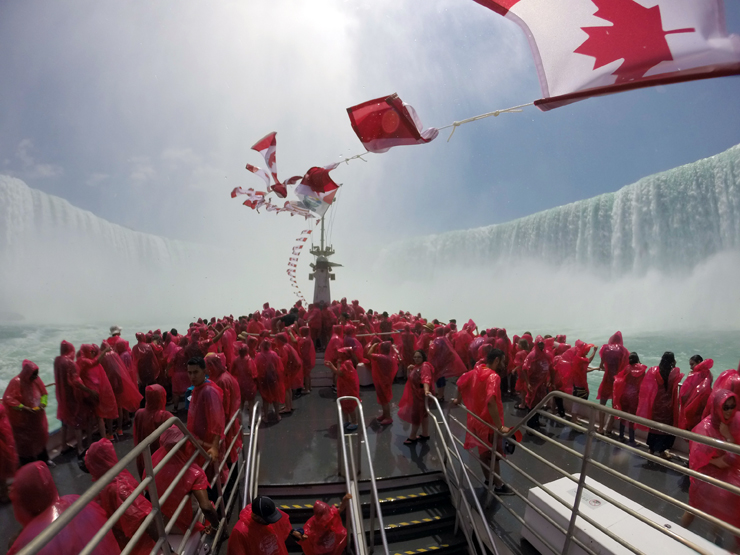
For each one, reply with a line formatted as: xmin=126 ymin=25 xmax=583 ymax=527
xmin=261 ymin=472 xmax=469 ymax=554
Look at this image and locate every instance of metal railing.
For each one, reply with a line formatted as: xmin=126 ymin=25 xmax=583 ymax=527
xmin=336 ymin=396 xmax=389 ymax=555
xmin=16 ymin=409 xmax=245 ymax=555
xmin=242 ymin=401 xmax=263 ymax=508
xmin=425 ymin=395 xmax=500 ymax=555
xmin=446 ymin=390 xmax=740 ymax=555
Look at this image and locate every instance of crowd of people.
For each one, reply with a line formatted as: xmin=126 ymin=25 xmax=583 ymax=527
xmin=1 ymin=297 xmax=739 ymax=553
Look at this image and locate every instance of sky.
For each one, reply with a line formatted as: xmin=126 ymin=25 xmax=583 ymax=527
xmin=1 ymin=0 xmax=740 ymax=320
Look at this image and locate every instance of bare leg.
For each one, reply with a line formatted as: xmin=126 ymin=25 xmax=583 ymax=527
xmin=273 ymin=402 xmax=282 ymax=422
xmin=409 ymin=424 xmax=420 ymax=440
xmin=420 ymin=415 xmax=429 ymax=437
xmin=380 ymin=403 xmax=391 ymax=420
xmin=75 ymin=428 xmax=84 ymax=455
xmin=681 ymin=511 xmax=695 ymax=528
xmin=117 ymin=409 xmax=124 ymax=436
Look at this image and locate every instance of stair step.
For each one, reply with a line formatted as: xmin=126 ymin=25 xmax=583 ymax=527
xmin=386 ymin=531 xmax=469 ymax=555
xmin=367 ymin=505 xmax=457 ymax=543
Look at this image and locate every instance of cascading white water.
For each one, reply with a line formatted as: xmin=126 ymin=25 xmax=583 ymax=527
xmin=0 ymin=175 xmax=204 ymax=321
xmin=378 ymin=144 xmax=740 ymax=278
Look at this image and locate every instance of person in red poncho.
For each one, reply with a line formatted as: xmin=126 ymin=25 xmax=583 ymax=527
xmin=85 ymin=439 xmax=158 ymax=554
xmin=228 ymin=495 xmax=306 ymax=555
xmin=681 ymin=390 xmax=739 ymax=535
xmin=8 ymin=462 xmax=120 ymax=555
xmin=368 ymin=341 xmax=398 ymax=426
xmin=522 ymin=337 xmax=553 ymax=429
xmin=427 ymin=328 xmax=467 ymax=402
xmin=77 ymin=344 xmax=119 ymax=440
xmin=298 ymin=326 xmax=316 ymax=393
xmin=166 ymin=336 xmax=191 ymax=412
xmin=324 ymin=325 xmax=344 ymax=368
xmin=54 ymin=340 xmax=96 ymax=456
xmin=703 ymin=367 xmax=740 ymax=424
xmin=596 ymin=331 xmax=629 ymax=434
xmin=453 ymin=324 xmax=475 ymax=371
xmin=133 ymin=384 xmax=173 ymax=478
xmin=398 ymin=350 xmax=434 ymax=444
xmin=275 ymin=332 xmax=302 ymax=413
xmin=326 ymin=348 xmax=360 ymax=432
xmin=678 ymin=356 xmax=714 ymax=432
xmin=568 ymin=340 xmax=597 ymax=425
xmin=3 ymin=360 xmax=50 ymax=467
xmin=637 ymin=351 xmax=684 ymax=459
xmin=453 ymin=348 xmax=514 ymax=495
xmin=148 ymin=425 xmax=220 ymax=536
xmin=0 ymin=404 xmax=18 ymax=502
xmin=100 ymin=340 xmax=142 ymax=435
xmin=255 ymin=340 xmax=286 ymax=422
xmin=205 ymin=353 xmax=242 ymax=464
xmin=298 ymin=494 xmax=351 ymax=555
xmin=186 ymin=357 xmax=224 ymax=469
xmin=612 ymin=352 xmax=646 ymax=444
xmin=231 ymin=343 xmax=258 ymax=416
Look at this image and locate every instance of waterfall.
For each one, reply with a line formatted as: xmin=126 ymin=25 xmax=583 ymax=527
xmin=0 ymin=175 xmax=203 ymax=321
xmin=377 ymin=144 xmax=740 ymax=278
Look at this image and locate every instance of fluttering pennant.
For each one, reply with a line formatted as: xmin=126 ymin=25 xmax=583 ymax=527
xmin=472 ymin=0 xmax=740 ymax=111
xmin=249 ymin=132 xmax=291 ymax=198
xmin=347 ymin=93 xmax=439 ymax=153
xmin=294 ymin=164 xmax=341 ymax=217
xmin=284 ymin=224 xmax=314 ymax=304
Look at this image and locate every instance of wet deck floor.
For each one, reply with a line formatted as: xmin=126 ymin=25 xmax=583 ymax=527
xmin=1 ymin=359 xmax=732 ymax=554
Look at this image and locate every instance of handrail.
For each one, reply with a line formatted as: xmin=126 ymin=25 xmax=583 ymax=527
xmin=425 ymin=395 xmax=500 ymax=555
xmin=450 ymin=390 xmax=740 ymax=555
xmin=242 ymin=401 xmax=263 ymax=508
xmin=16 ymin=410 xmax=244 ymax=555
xmin=336 ymin=396 xmax=390 ymax=555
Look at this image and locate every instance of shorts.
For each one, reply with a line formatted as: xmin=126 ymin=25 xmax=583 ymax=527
xmin=572 ymin=387 xmax=589 ymax=400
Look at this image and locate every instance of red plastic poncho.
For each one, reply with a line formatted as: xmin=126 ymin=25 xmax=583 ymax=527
xmin=394 ymin=325 xmax=416 ymax=369
xmin=168 ymin=343 xmax=190 ymax=396
xmin=398 ymin=362 xmax=434 ymax=425
xmin=337 ymin=355 xmax=360 ymax=414
xmin=8 ymin=462 xmax=120 ymax=555
xmin=231 ymin=346 xmax=258 ymax=402
xmin=370 ymin=342 xmax=397 ymax=405
xmin=3 ymin=360 xmax=49 ymax=459
xmin=0 ymin=404 xmax=18 ymax=480
xmin=513 ymin=348 xmax=530 ymax=395
xmin=688 ymin=390 xmax=739 ymax=527
xmin=428 ymin=335 xmax=466 ymax=380
xmin=135 ymin=343 xmax=161 ymax=387
xmin=255 ymin=341 xmax=286 ymax=404
xmin=342 ymin=327 xmax=365 ymax=365
xmin=149 ymin=426 xmax=209 ymax=534
xmin=77 ymin=345 xmax=119 ymax=420
xmin=453 ymin=328 xmax=474 ymax=370
xmin=206 ymin=354 xmax=242 ymax=463
xmin=275 ymin=334 xmax=303 ymax=390
xmin=85 ymin=439 xmax=155 ymax=555
xmin=300 ymin=501 xmax=348 ymax=555
xmin=188 ymin=378 xmax=225 ymax=460
xmin=570 ymin=340 xmax=594 ymax=391
xmin=114 ymin=340 xmax=137 ymax=386
xmin=552 ymin=349 xmax=574 ymax=393
xmin=298 ymin=327 xmax=316 ymax=380
xmin=703 ymin=369 xmax=740 ymax=420
xmin=100 ymin=345 xmax=142 ymax=412
xmin=597 ymin=332 xmax=629 ymax=401
xmin=457 ymin=365 xmax=503 ymax=456
xmin=522 ymin=338 xmax=553 ymax=408
xmin=228 ymin=505 xmax=292 ymax=555
xmin=612 ymin=363 xmax=647 ymax=415
xmin=637 ymin=366 xmax=684 ymax=430
xmin=678 ymin=359 xmax=714 ymax=431
xmin=133 ymin=384 xmax=172 ymax=478
xmin=415 ymin=330 xmax=434 ymax=356
xmin=324 ymin=325 xmax=344 ymax=367
xmin=54 ymin=340 xmax=90 ymax=429
xmin=468 ymin=336 xmax=486 ymax=368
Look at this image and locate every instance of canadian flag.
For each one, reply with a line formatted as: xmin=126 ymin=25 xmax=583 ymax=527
xmin=473 ymin=0 xmax=740 ymax=110
xmin=250 ymin=132 xmax=289 ymax=197
xmin=347 ymin=93 xmax=439 ymax=153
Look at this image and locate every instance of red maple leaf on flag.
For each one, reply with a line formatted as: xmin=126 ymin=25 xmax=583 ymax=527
xmin=574 ymin=0 xmax=694 ymax=84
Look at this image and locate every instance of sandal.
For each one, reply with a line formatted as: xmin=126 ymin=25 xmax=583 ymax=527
xmin=403 ymin=437 xmax=418 ymax=445
xmin=418 ymin=435 xmax=430 ymax=441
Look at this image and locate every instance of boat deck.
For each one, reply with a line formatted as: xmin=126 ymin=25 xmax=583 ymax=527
xmin=0 ymin=358 xmax=729 ymax=554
